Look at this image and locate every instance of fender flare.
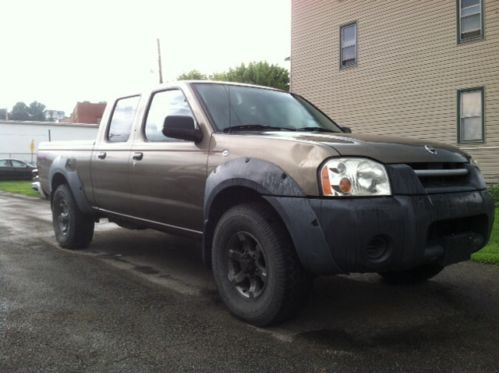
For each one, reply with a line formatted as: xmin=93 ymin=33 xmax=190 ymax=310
xmin=48 ymin=156 xmax=93 ymax=214
xmin=204 ymin=157 xmax=305 ymax=215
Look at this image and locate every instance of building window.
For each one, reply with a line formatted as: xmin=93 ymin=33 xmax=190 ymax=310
xmin=458 ymin=0 xmax=483 ymax=42
xmin=340 ymin=22 xmax=357 ymax=69
xmin=458 ymin=88 xmax=484 ymax=143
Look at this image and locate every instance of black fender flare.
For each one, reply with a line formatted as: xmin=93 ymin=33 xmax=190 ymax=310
xmin=48 ymin=156 xmax=93 ymax=214
xmin=203 ymin=158 xmax=340 ymax=274
xmin=204 ymin=157 xmax=305 ymax=214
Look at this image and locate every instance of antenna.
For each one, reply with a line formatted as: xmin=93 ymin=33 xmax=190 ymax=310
xmin=156 ymin=38 xmax=164 ymax=84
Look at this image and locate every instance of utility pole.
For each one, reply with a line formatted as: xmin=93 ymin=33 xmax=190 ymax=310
xmin=156 ymin=38 xmax=164 ymax=84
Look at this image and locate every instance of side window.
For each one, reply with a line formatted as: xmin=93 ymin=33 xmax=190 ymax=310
xmin=144 ymin=89 xmax=194 ymax=142
xmin=11 ymin=160 xmax=27 ymax=168
xmin=0 ymin=160 xmax=10 ymax=167
xmin=458 ymin=88 xmax=484 ymax=143
xmin=458 ymin=0 xmax=483 ymax=43
xmin=107 ymin=96 xmax=140 ymax=143
xmin=340 ymin=22 xmax=357 ymax=69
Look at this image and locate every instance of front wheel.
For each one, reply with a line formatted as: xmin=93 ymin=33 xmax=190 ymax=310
xmin=52 ymin=184 xmax=95 ymax=250
xmin=212 ymin=202 xmax=312 ymax=326
xmin=378 ymin=263 xmax=444 ymax=285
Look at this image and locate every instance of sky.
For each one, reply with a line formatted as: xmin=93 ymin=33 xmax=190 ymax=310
xmin=0 ymin=0 xmax=291 ymax=114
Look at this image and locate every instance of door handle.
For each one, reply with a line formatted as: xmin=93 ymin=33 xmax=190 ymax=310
xmin=132 ymin=152 xmax=144 ymax=161
xmin=97 ymin=151 xmax=107 ymax=160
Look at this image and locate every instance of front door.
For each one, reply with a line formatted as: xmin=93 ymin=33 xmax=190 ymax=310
xmin=129 ymin=88 xmax=208 ymax=233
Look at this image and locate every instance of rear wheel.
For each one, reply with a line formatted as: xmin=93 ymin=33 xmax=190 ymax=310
xmin=212 ymin=202 xmax=312 ymax=326
xmin=378 ymin=263 xmax=444 ymax=285
xmin=52 ymin=184 xmax=94 ymax=249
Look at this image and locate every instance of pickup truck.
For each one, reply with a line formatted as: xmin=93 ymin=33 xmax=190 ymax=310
xmin=37 ymin=81 xmax=495 ymax=326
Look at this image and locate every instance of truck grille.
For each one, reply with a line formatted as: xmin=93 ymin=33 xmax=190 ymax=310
xmin=407 ymin=162 xmax=473 ymax=193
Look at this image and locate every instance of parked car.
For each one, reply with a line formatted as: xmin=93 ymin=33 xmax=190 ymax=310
xmin=37 ymin=81 xmax=495 ymax=326
xmin=0 ymin=159 xmax=36 ymax=181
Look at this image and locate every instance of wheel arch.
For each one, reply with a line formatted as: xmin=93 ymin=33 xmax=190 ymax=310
xmin=202 ymin=158 xmax=305 ymax=268
xmin=48 ymin=157 xmax=93 ymax=214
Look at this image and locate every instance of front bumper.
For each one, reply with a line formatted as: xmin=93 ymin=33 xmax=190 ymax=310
xmin=266 ymin=190 xmax=494 ymax=275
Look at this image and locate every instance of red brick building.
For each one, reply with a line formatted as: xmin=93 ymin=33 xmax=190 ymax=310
xmin=70 ymin=102 xmax=106 ymax=124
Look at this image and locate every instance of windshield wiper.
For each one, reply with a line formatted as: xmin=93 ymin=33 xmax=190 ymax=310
xmin=223 ymin=124 xmax=295 ymax=133
xmin=295 ymin=127 xmax=337 ymax=133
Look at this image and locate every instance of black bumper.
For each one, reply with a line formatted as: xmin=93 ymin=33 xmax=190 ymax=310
xmin=266 ymin=190 xmax=494 ymax=275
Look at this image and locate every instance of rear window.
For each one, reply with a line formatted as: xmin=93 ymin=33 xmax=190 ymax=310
xmin=107 ymin=96 xmax=140 ymax=143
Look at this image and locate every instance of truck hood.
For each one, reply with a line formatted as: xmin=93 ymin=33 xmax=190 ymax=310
xmin=262 ymin=132 xmax=470 ymax=164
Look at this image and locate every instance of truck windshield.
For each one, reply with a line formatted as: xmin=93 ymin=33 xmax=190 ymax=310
xmin=192 ymin=83 xmax=342 ymax=133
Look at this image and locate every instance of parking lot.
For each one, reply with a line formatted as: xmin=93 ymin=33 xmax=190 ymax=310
xmin=1 ymin=192 xmax=499 ymax=372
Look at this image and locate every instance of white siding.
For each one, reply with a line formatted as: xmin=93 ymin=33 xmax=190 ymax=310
xmin=0 ymin=121 xmax=98 ymax=163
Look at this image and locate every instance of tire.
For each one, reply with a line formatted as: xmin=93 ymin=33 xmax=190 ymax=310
xmin=212 ymin=202 xmax=312 ymax=326
xmin=52 ymin=184 xmax=94 ymax=250
xmin=379 ymin=263 xmax=444 ymax=285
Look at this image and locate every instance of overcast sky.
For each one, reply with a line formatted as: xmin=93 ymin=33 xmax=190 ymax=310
xmin=0 ymin=0 xmax=290 ymax=114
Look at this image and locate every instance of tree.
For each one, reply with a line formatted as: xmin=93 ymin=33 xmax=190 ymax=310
xmin=28 ymin=101 xmax=46 ymax=121
xmin=177 ymin=61 xmax=290 ymax=90
xmin=9 ymin=102 xmax=30 ymax=121
xmin=177 ymin=70 xmax=208 ymax=80
xmin=212 ymin=62 xmax=289 ymax=91
xmin=0 ymin=108 xmax=7 ymax=120
xmin=9 ymin=101 xmax=47 ymax=121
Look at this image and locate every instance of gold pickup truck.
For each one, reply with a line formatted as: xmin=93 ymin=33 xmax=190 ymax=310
xmin=37 ymin=81 xmax=495 ymax=326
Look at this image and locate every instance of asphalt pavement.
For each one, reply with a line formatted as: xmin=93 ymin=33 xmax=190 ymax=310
xmin=1 ymin=192 xmax=499 ymax=372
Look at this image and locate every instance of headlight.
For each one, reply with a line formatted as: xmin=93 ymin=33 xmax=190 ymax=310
xmin=320 ymin=158 xmax=391 ymax=196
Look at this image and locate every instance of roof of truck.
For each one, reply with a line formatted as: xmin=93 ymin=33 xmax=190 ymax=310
xmin=153 ymin=80 xmax=284 ymax=92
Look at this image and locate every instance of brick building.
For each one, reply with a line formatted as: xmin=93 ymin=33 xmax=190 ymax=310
xmin=70 ymin=102 xmax=106 ymax=124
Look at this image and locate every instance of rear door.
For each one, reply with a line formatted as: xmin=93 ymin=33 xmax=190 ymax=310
xmin=91 ymin=95 xmax=140 ymax=215
xmin=129 ymin=88 xmax=208 ymax=232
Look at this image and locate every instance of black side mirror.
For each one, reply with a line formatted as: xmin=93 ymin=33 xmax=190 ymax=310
xmin=341 ymin=126 xmax=352 ymax=133
xmin=163 ymin=115 xmax=203 ymax=143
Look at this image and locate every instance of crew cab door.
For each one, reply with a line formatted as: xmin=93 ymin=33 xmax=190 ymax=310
xmin=91 ymin=95 xmax=140 ymax=214
xmin=129 ymin=88 xmax=208 ymax=233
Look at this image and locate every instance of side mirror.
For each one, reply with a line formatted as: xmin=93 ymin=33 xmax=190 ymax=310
xmin=163 ymin=115 xmax=203 ymax=143
xmin=341 ymin=126 xmax=352 ymax=133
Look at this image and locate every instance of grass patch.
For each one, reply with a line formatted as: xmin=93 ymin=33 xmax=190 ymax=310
xmin=489 ymin=184 xmax=499 ymax=205
xmin=0 ymin=180 xmax=39 ymax=198
xmin=472 ymin=209 xmax=499 ymax=265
